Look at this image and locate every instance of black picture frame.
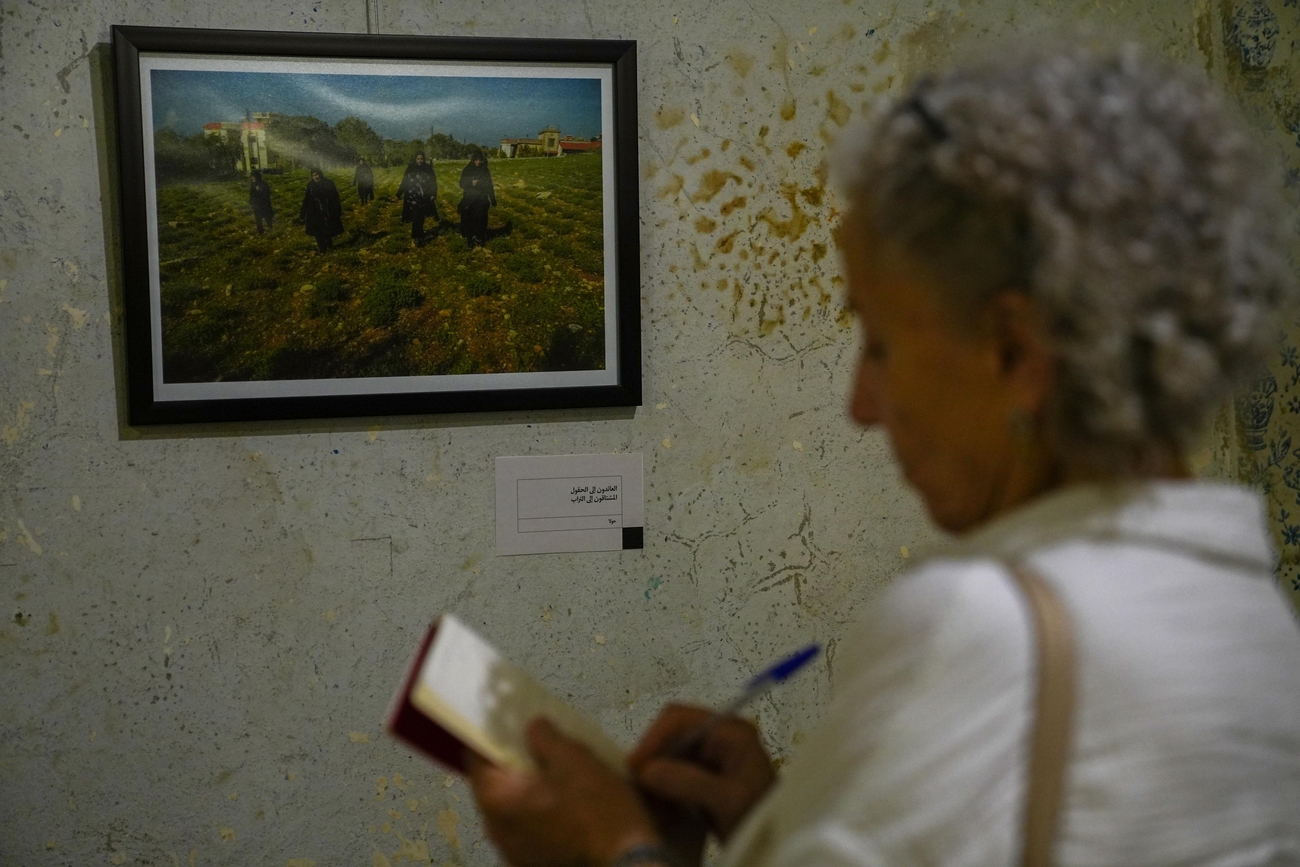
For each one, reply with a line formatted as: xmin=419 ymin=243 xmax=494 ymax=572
xmin=111 ymin=25 xmax=640 ymax=425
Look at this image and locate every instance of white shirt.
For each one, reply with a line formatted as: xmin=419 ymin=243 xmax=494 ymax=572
xmin=722 ymin=481 xmax=1300 ymax=867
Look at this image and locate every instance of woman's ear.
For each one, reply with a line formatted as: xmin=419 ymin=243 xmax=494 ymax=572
xmin=989 ymin=289 xmax=1056 ymax=414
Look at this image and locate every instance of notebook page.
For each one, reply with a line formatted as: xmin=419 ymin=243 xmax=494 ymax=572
xmin=411 ymin=614 xmax=625 ymax=773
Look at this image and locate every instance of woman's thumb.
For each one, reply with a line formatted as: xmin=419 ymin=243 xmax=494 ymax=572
xmin=523 ymin=717 xmax=571 ymax=770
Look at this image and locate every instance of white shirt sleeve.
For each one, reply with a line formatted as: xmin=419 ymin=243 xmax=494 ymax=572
xmin=736 ymin=560 xmax=1034 ymax=867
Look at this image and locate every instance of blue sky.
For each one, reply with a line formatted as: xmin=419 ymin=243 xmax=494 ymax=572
xmin=150 ymin=70 xmax=603 ymax=145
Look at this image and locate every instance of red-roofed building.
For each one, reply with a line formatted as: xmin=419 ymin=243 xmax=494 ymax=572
xmin=500 ymin=125 xmax=602 ymax=158
xmin=559 ymin=136 xmax=602 ymax=153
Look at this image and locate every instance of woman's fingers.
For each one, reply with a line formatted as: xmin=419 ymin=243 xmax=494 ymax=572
xmin=471 ymin=717 xmax=664 ymax=867
xmin=637 ymin=756 xmax=727 ymax=810
xmin=638 ymin=755 xmax=765 ymax=843
xmin=631 ymin=708 xmax=777 ymax=844
xmin=466 ymin=751 xmax=533 ymax=815
xmin=523 ymin=718 xmax=558 ymax=772
xmin=628 ymin=704 xmax=715 ymax=770
xmin=524 ymin=718 xmax=599 ymax=776
xmin=698 ymin=717 xmax=767 ymax=768
xmin=632 ymin=707 xmax=765 ymax=774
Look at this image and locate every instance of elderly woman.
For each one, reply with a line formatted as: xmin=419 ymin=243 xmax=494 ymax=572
xmin=467 ymin=45 xmax=1300 ymax=867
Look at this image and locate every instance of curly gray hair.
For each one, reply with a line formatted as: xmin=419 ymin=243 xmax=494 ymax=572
xmin=831 ymin=43 xmax=1296 ymax=473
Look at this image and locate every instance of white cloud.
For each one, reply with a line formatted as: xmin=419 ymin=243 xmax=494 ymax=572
xmin=299 ymin=80 xmax=474 ymax=131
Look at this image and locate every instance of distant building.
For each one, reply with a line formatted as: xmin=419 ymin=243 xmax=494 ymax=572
xmin=499 ymin=125 xmax=602 ymax=158
xmin=203 ymin=112 xmax=273 ymax=174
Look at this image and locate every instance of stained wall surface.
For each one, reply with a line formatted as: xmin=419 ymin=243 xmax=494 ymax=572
xmin=2 ymin=0 xmax=1297 ymax=865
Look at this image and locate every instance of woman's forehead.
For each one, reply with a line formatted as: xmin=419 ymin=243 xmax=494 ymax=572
xmin=842 ymin=219 xmax=959 ymax=321
xmin=839 ymin=213 xmax=893 ymax=282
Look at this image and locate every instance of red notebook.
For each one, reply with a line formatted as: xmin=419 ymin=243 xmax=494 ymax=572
xmin=385 ymin=614 xmax=625 ymax=774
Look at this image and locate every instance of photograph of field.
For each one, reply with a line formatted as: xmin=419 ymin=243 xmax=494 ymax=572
xmin=145 ymin=66 xmax=609 ymax=385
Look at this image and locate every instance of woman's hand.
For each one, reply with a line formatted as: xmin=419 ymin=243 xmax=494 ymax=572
xmin=467 ymin=718 xmax=663 ymax=867
xmin=629 ymin=704 xmax=777 ymax=843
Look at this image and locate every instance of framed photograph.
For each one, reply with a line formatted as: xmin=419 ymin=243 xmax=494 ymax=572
xmin=111 ymin=26 xmax=640 ymax=425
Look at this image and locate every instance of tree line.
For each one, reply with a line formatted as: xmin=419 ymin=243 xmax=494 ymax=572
xmin=153 ymin=114 xmax=488 ymax=185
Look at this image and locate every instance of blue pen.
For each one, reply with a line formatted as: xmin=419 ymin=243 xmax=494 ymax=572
xmin=667 ymin=642 xmax=821 ymax=757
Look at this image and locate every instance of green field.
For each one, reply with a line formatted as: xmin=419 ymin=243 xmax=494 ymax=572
xmin=155 ymin=155 xmax=606 ymax=382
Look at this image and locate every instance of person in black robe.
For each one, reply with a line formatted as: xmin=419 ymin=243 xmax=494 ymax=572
xmin=353 ymin=157 xmax=374 ymax=206
xmin=396 ymin=151 xmax=439 ymax=245
xmin=248 ymin=170 xmax=274 ymax=234
xmin=297 ymin=168 xmax=344 ymax=253
xmin=457 ymin=148 xmax=497 ymax=248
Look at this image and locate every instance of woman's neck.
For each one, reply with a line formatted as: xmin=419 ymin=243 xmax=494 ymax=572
xmin=1061 ymin=440 xmax=1193 ymax=486
xmin=976 ymin=439 xmax=1192 ymax=535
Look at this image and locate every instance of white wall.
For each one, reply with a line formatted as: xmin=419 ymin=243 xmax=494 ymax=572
xmin=2 ymin=0 xmax=1291 ymax=864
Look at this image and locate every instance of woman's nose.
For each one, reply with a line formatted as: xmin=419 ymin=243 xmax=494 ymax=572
xmin=850 ymin=365 xmax=881 ymax=427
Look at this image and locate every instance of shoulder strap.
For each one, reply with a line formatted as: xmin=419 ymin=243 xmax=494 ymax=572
xmin=1005 ymin=562 xmax=1078 ymax=867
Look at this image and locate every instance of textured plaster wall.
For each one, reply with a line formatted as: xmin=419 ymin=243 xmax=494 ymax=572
xmin=0 ymin=1 xmax=1295 ymax=865
xmin=1191 ymin=0 xmax=1300 ymax=611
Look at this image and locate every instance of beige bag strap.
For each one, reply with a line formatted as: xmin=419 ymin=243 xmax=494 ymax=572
xmin=1005 ymin=562 xmax=1078 ymax=867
